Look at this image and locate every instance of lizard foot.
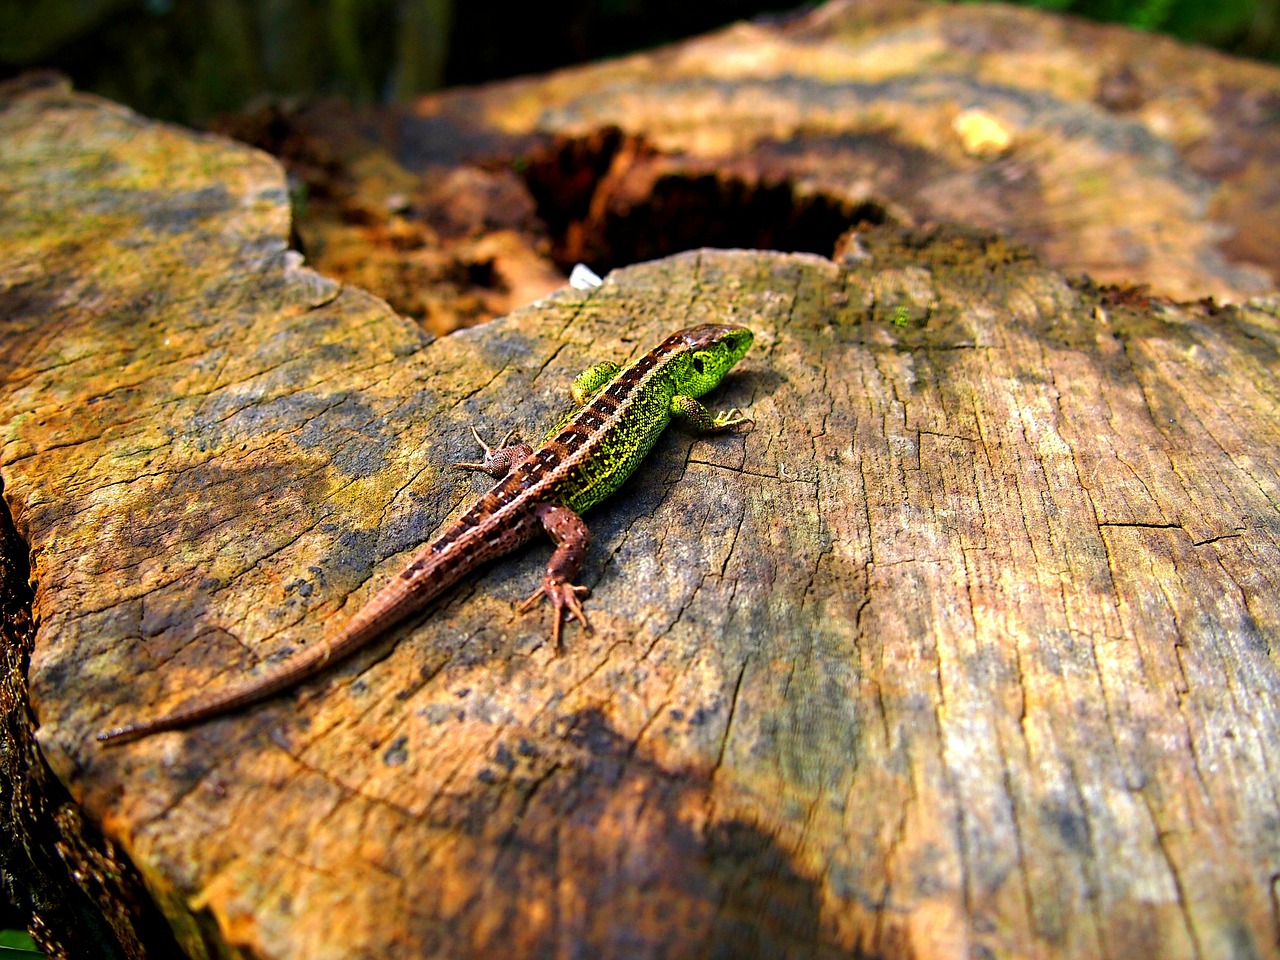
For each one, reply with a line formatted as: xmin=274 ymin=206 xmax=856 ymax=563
xmin=454 ymin=426 xmax=529 ymax=476
xmin=713 ymin=407 xmax=753 ymax=430
xmin=519 ymin=578 xmax=592 ymax=653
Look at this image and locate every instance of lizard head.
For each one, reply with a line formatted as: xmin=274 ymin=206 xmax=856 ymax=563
xmin=671 ymin=323 xmax=754 ymax=397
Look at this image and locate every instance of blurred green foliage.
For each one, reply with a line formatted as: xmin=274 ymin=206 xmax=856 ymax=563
xmin=0 ymin=926 xmax=43 ymax=958
xmin=1 ymin=0 xmax=1276 ymax=124
xmin=993 ymin=0 xmax=1279 ymax=59
xmin=0 ymin=0 xmax=456 ymax=118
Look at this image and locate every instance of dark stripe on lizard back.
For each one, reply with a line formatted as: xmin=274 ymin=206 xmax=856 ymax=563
xmin=409 ymin=337 xmax=685 ymax=564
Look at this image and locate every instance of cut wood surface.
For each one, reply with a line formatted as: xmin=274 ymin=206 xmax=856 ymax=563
xmin=4 ymin=77 xmax=1280 ymax=960
xmin=216 ymin=0 xmax=1280 ymax=338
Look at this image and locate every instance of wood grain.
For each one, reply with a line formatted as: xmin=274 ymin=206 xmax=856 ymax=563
xmin=3 ymin=76 xmax=1280 ymax=960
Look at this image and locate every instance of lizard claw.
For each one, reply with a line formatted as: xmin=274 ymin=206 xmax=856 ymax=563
xmin=519 ymin=578 xmax=592 ymax=653
xmin=713 ymin=407 xmax=753 ymax=430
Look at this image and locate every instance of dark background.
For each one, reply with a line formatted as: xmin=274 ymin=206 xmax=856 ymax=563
xmin=1 ymin=0 xmax=1277 ymax=124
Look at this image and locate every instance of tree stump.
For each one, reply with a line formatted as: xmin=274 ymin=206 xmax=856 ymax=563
xmin=214 ymin=0 xmax=1280 ymax=340
xmin=4 ymin=75 xmax=1280 ymax=960
xmin=405 ymin=0 xmax=1280 ymax=303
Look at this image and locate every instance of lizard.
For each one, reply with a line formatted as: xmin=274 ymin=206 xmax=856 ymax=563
xmin=98 ymin=322 xmax=754 ymax=746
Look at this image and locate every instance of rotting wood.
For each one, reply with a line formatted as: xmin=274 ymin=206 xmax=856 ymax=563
xmin=406 ymin=0 xmax=1280 ymax=303
xmin=4 ymin=76 xmax=1280 ymax=960
xmin=212 ymin=0 xmax=1280 ymax=340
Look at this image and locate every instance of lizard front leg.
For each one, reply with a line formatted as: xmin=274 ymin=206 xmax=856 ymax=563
xmin=519 ymin=502 xmax=592 ymax=652
xmin=453 ymin=426 xmax=534 ymax=477
xmin=671 ymin=395 xmax=753 ymax=433
xmin=570 ymin=360 xmax=621 ymax=405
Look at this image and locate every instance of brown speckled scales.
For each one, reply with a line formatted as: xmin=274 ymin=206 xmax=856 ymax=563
xmin=98 ymin=323 xmax=753 ymax=745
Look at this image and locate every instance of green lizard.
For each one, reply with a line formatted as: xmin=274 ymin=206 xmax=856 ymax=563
xmin=99 ymin=323 xmax=754 ymax=745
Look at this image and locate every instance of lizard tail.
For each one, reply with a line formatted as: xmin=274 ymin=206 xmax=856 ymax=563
xmin=97 ymin=542 xmax=473 ymax=747
xmin=96 ymin=649 xmax=329 ymax=745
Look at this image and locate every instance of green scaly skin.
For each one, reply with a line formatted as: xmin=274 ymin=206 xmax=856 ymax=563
xmin=99 ymin=323 xmax=754 ymax=745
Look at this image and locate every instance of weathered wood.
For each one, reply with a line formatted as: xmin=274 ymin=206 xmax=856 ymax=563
xmin=1 ymin=464 xmax=186 ymax=960
xmin=209 ymin=99 xmax=566 ymax=337
xmin=4 ymin=76 xmax=1280 ymax=960
xmin=406 ymin=0 xmax=1280 ymax=303
xmin=224 ymin=0 xmax=1280 ymax=336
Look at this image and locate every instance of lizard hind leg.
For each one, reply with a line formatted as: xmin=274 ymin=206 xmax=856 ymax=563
xmin=453 ymin=425 xmax=534 ymax=478
xmin=519 ymin=580 xmax=590 ymax=653
xmin=518 ymin=502 xmax=593 ymax=652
